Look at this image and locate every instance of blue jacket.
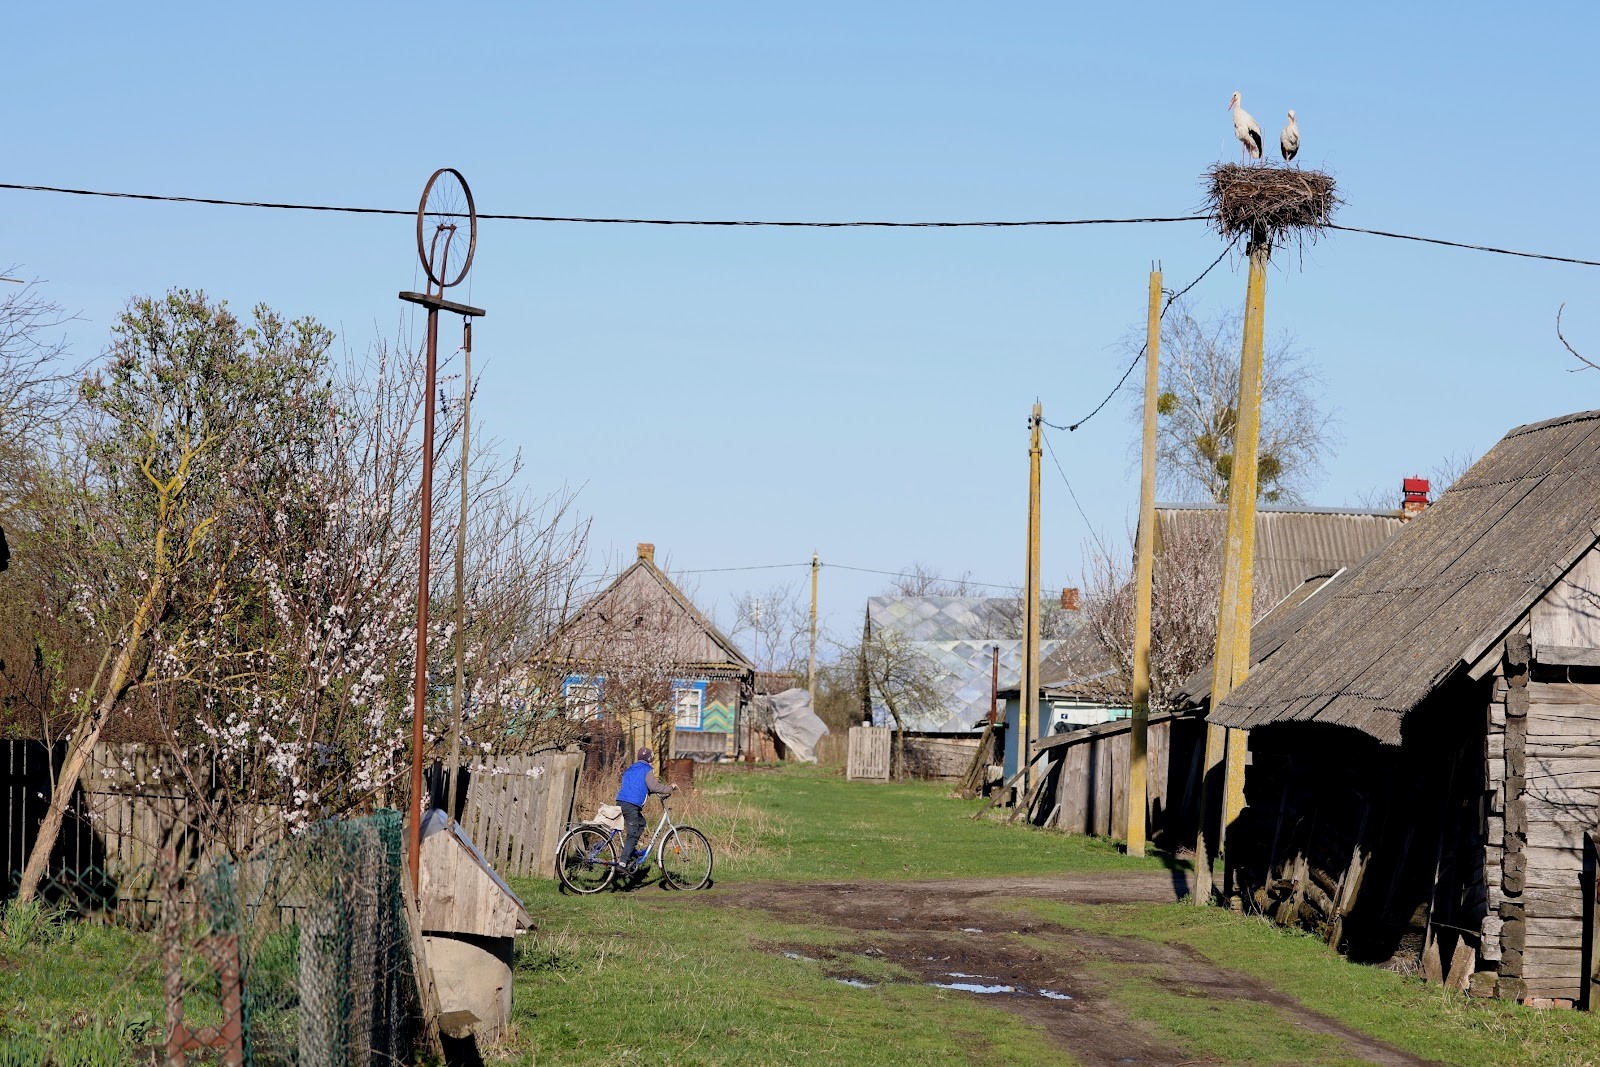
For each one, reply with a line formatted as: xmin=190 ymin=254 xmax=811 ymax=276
xmin=617 ymin=760 xmax=670 ymax=806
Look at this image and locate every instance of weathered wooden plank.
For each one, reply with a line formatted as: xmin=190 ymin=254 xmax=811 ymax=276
xmin=1524 ymin=844 xmax=1586 ymax=872
xmin=1528 ymin=681 xmax=1600 ymax=707
xmin=1110 ymin=732 xmax=1129 ymax=843
xmin=1536 ymin=645 xmax=1600 ymax=668
xmin=1533 ymin=553 xmax=1600 ymax=655
xmin=1521 ymin=947 xmax=1584 ymax=977
xmin=1526 ymin=820 xmax=1593 ymax=851
xmin=1522 ymin=976 xmax=1584 ymax=999
xmin=1527 ymin=738 xmax=1600 ymax=754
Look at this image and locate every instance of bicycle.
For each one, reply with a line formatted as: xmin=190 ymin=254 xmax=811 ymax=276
xmin=555 ymin=798 xmax=713 ymax=894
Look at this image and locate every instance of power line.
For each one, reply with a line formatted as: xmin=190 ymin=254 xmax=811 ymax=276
xmin=1328 ymin=223 xmax=1600 ymax=269
xmin=1042 ymin=430 xmax=1111 ymax=560
xmin=675 ymin=562 xmax=811 ymax=574
xmin=8 ymin=182 xmax=1600 ymax=268
xmin=579 ymin=559 xmax=1024 ymax=590
xmin=1049 ymin=237 xmax=1241 ymax=433
xmin=0 ymin=183 xmax=1205 ymax=228
xmin=825 ymin=563 xmax=1021 ymax=591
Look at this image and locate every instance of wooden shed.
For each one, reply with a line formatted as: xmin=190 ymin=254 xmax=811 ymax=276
xmin=1210 ymin=409 xmax=1600 ymax=1007
xmin=418 ymin=809 xmax=532 ymax=1043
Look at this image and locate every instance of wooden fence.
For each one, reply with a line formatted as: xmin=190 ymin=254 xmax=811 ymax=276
xmin=847 ymin=726 xmax=891 ymax=781
xmin=456 ymin=750 xmax=583 ymax=879
xmin=1023 ymin=713 xmax=1204 ymax=848
xmin=901 ymin=734 xmax=981 ymax=782
xmin=4 ymin=740 xmax=585 ymax=902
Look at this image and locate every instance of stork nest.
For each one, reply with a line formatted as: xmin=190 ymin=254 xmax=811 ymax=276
xmin=1205 ymin=164 xmax=1339 ymax=248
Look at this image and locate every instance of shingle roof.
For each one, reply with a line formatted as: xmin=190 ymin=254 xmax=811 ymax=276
xmin=1210 ymin=409 xmax=1600 ymax=744
xmin=550 ymin=555 xmax=755 ymax=672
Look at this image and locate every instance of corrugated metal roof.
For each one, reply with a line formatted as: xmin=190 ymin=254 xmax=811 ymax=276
xmin=1210 ymin=409 xmax=1600 ymax=744
xmin=1154 ymin=503 xmax=1406 ymax=609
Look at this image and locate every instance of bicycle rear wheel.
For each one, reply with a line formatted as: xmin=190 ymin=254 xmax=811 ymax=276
xmin=658 ymin=826 xmax=713 ymax=890
xmin=556 ymin=827 xmax=617 ymax=894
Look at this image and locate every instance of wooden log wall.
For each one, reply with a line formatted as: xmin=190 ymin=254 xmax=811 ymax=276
xmin=1476 ymin=623 xmax=1600 ymax=1007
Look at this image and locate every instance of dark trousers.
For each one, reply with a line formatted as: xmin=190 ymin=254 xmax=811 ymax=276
xmin=620 ymin=801 xmax=646 ymax=859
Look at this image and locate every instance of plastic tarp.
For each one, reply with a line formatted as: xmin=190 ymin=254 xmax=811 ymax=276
xmin=760 ymin=688 xmax=829 ymax=763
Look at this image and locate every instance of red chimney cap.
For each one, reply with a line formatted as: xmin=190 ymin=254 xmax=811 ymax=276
xmin=1402 ymin=477 xmax=1430 ymax=501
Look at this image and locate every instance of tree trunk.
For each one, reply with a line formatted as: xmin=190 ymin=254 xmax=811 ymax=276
xmin=884 ymin=703 xmax=907 ymax=780
xmin=15 ymin=578 xmax=163 ymax=903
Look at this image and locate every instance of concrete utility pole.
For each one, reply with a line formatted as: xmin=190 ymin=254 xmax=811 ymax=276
xmin=1020 ymin=402 xmax=1043 ymax=799
xmin=1127 ymin=268 xmax=1162 ymax=858
xmin=809 ymin=552 xmax=820 ymax=708
xmin=1195 ymin=225 xmax=1270 ymax=903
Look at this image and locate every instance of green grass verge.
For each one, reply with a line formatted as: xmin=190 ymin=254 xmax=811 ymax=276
xmin=680 ymin=762 xmax=1173 ymax=882
xmin=1016 ymin=899 xmax=1600 ymax=1067
xmin=0 ymin=905 xmax=165 ymax=1066
xmin=500 ymin=879 xmax=1072 ymax=1067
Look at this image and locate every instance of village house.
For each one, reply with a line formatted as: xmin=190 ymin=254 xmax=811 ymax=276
xmin=545 ymin=543 xmax=756 ymax=760
xmin=1013 ymin=497 xmax=1415 ymax=845
xmin=1209 ymin=410 xmax=1600 ymax=1007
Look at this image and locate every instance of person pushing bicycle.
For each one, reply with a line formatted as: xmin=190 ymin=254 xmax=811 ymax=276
xmin=616 ymin=747 xmax=676 ymax=872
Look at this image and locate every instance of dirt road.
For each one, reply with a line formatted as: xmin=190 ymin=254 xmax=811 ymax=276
xmin=709 ymin=872 xmax=1439 ymax=1067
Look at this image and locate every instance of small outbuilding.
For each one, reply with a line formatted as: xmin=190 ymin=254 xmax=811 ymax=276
xmin=419 ymin=809 xmax=533 ymax=1043
xmin=1210 ymin=409 xmax=1600 ymax=1007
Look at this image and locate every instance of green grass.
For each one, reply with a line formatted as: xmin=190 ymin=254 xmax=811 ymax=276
xmin=0 ymin=906 xmax=165 ymax=1066
xmin=499 ymin=883 xmax=1068 ymax=1066
xmin=677 ymin=762 xmax=1172 ymax=882
xmin=15 ymin=763 xmax=1600 ymax=1065
xmin=1014 ymin=899 xmax=1600 ymax=1067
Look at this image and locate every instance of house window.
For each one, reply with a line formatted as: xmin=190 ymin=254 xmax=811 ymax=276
xmin=672 ymin=684 xmax=704 ymax=730
xmin=563 ymin=675 xmax=602 ymax=720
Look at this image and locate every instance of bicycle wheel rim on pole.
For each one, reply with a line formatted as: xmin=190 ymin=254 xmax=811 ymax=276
xmin=416 ymin=167 xmax=477 ymax=291
xmin=659 ymin=827 xmax=713 ymax=890
xmin=557 ymin=828 xmax=616 ymax=894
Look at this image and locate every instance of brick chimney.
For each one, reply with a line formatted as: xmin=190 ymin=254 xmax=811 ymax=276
xmin=637 ymin=542 xmax=656 ymax=563
xmin=1060 ymin=587 xmax=1081 ymax=611
xmin=1400 ymin=478 xmax=1430 ymax=520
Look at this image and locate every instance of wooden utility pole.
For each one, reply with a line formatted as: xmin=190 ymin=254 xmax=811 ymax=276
xmin=809 ymin=552 xmax=820 ymax=708
xmin=989 ymin=644 xmax=1000 ymax=723
xmin=1127 ymin=268 xmax=1162 ymax=858
xmin=1194 ymin=225 xmax=1270 ymax=903
xmin=444 ymin=322 xmax=472 ymax=824
xmin=1021 ymin=402 xmax=1043 ymax=799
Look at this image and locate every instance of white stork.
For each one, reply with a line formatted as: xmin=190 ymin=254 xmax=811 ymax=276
xmin=1280 ymin=109 xmax=1300 ymax=162
xmin=1228 ymin=91 xmax=1263 ymax=162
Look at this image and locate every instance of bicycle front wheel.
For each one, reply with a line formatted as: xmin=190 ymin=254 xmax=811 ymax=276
xmin=659 ymin=826 xmax=713 ymax=890
xmin=556 ymin=827 xmax=617 ymax=894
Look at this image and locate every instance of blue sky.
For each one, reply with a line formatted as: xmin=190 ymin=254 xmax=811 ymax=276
xmin=6 ymin=2 xmax=1599 ymax=654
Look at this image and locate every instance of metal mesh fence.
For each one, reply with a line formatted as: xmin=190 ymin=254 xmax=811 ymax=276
xmin=161 ymin=810 xmax=420 ymax=1067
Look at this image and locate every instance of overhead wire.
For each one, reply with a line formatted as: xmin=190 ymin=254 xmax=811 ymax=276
xmin=4 ymin=182 xmax=1600 ymax=266
xmin=1047 ymin=236 xmax=1241 ymax=434
xmin=0 ymin=183 xmax=1203 ymax=228
xmin=1042 ymin=430 xmax=1111 ymax=560
xmin=577 ymin=559 xmax=1022 ymax=589
xmin=1327 ymin=223 xmax=1600 ymax=269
